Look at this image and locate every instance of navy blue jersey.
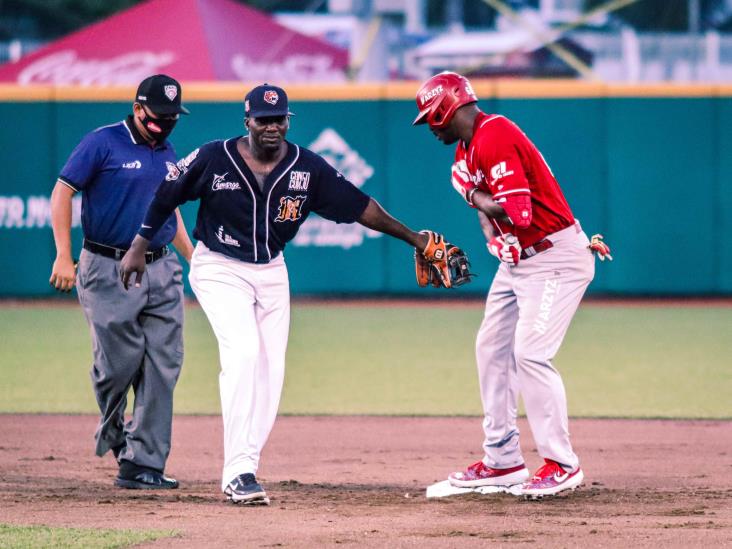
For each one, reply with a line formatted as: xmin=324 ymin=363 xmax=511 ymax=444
xmin=139 ymin=137 xmax=370 ymax=263
xmin=58 ymin=117 xmax=178 ymax=249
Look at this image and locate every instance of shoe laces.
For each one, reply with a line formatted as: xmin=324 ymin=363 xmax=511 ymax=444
xmin=532 ymin=459 xmax=564 ymax=481
xmin=237 ymin=473 xmax=257 ymax=486
xmin=467 ymin=460 xmax=487 ymax=474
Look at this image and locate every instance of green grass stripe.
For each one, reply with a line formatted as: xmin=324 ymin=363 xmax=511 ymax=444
xmin=0 ymin=303 xmax=730 ymax=418
xmin=0 ymin=523 xmax=178 ymax=549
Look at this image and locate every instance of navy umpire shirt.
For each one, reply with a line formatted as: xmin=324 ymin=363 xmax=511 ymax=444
xmin=59 ymin=116 xmax=178 ymax=250
xmin=138 ymin=137 xmax=370 ymax=263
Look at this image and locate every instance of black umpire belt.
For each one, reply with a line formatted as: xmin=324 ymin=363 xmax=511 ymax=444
xmin=520 ymin=238 xmax=553 ymax=260
xmin=83 ymin=240 xmax=169 ymax=264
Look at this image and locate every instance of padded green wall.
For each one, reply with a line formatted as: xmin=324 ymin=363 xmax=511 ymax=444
xmin=1 ymin=93 xmax=729 ymax=296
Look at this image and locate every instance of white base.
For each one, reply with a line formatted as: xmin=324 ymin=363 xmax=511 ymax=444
xmin=426 ymin=479 xmax=524 ymax=498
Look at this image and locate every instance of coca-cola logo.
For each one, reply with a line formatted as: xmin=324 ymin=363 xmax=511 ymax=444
xmin=17 ymin=50 xmax=176 ymax=85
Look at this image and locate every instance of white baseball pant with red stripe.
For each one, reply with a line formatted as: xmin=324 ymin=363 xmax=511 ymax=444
xmin=477 ymin=221 xmax=594 ymax=472
xmin=189 ymin=241 xmax=290 ymax=491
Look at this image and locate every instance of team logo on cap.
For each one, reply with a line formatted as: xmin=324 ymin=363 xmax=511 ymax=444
xmin=164 ymin=85 xmax=178 ymax=101
xmin=263 ymin=90 xmax=279 ymax=105
xmin=420 ymin=85 xmax=443 ymax=106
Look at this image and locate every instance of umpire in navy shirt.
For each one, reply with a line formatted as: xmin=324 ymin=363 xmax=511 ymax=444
xmin=49 ymin=74 xmax=195 ymax=490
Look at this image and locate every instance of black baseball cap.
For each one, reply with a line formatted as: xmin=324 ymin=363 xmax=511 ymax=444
xmin=244 ymin=84 xmax=294 ymax=118
xmin=136 ymin=74 xmax=189 ymax=115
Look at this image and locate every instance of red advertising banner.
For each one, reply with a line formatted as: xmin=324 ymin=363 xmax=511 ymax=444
xmin=0 ymin=0 xmax=348 ymax=85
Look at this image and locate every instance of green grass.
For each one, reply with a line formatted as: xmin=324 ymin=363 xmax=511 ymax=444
xmin=0 ymin=302 xmax=730 ymax=418
xmin=0 ymin=524 xmax=177 ymax=548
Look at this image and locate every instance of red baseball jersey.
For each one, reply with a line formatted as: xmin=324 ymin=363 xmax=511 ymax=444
xmin=455 ymin=113 xmax=574 ymax=247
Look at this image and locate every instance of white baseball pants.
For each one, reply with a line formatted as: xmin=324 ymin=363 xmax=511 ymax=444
xmin=477 ymin=222 xmax=594 ymax=472
xmin=189 ymin=242 xmax=290 ymax=491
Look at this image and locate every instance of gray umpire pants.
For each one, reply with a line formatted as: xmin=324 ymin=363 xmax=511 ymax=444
xmin=76 ymin=248 xmax=184 ymax=472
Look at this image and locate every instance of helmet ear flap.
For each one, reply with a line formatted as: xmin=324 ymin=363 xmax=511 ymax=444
xmin=430 ymin=99 xmax=443 ymax=125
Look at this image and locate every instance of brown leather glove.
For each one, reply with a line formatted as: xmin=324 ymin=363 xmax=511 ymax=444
xmin=417 ymin=230 xmax=474 ymax=289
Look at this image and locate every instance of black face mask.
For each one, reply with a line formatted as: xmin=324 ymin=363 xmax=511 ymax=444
xmin=140 ymin=111 xmax=177 ymax=142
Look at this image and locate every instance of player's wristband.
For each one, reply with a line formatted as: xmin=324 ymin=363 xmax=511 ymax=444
xmin=466 ymin=187 xmax=478 ymax=208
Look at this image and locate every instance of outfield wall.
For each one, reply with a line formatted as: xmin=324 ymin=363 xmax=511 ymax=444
xmin=1 ymin=81 xmax=730 ymax=296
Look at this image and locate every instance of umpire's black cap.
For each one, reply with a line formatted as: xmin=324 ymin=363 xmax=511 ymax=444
xmin=245 ymin=83 xmax=294 ymax=118
xmin=136 ymin=74 xmax=189 ymax=115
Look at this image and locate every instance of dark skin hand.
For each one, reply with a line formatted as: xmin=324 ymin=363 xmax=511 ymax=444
xmin=120 ymin=234 xmax=150 ymax=289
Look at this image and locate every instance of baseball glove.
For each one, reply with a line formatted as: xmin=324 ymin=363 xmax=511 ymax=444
xmin=415 ymin=251 xmax=442 ymax=288
xmin=416 ymin=230 xmax=475 ymax=288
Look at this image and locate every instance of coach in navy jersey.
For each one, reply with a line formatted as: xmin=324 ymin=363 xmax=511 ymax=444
xmin=119 ymin=83 xmax=455 ymax=505
xmin=50 ymin=75 xmax=194 ymax=490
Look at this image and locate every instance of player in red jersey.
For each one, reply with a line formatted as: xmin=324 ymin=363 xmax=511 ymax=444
xmin=414 ymin=72 xmax=611 ymax=498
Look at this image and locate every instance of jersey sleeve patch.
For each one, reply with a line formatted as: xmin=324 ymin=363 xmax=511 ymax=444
xmin=176 ymin=148 xmax=200 ymax=173
xmin=490 ymin=161 xmax=514 ymax=183
xmin=165 ymin=161 xmax=181 ymax=181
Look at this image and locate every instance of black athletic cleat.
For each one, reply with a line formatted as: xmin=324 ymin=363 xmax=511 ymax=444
xmin=224 ymin=473 xmax=270 ymax=505
xmin=111 ymin=443 xmax=125 ymax=463
xmin=115 ymin=461 xmax=178 ymax=490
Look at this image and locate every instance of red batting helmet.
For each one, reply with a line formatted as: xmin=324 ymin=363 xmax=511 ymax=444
xmin=413 ymin=72 xmax=478 ymax=129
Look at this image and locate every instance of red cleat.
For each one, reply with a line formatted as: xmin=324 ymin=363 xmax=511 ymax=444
xmin=521 ymin=459 xmax=584 ymax=499
xmin=448 ymin=460 xmax=529 ymax=488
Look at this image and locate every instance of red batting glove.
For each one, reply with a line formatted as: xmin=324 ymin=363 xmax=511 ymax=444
xmin=451 ymin=160 xmax=477 ymax=207
xmin=589 ymin=234 xmax=613 ymax=261
xmin=487 ymin=234 xmax=521 ymax=266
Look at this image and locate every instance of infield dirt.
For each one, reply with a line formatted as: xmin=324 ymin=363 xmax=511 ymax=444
xmin=1 ymin=415 xmax=730 ymax=548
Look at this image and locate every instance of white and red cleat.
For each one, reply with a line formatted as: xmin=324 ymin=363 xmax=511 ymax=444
xmin=521 ymin=459 xmax=584 ymax=499
xmin=448 ymin=460 xmax=529 ymax=488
